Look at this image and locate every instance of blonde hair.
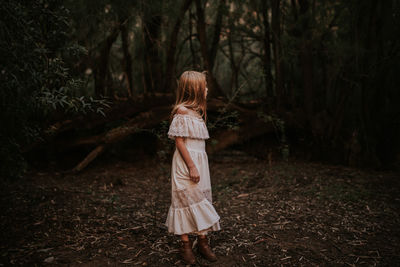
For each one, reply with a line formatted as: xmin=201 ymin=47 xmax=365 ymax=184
xmin=170 ymin=71 xmax=208 ymax=122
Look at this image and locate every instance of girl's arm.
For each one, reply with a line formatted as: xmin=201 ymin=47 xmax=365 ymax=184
xmin=175 ymin=137 xmax=200 ymax=183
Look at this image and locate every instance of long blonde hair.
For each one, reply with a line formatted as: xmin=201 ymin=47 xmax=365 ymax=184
xmin=170 ymin=71 xmax=208 ymax=122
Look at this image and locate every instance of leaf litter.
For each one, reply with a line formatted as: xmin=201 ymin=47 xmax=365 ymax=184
xmin=0 ymin=149 xmax=399 ymax=266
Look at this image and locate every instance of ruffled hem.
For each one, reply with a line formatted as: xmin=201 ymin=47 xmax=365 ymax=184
xmin=189 ymin=220 xmax=221 ymax=235
xmin=165 ymin=198 xmax=221 ymax=235
xmin=168 ymin=114 xmax=210 ymax=140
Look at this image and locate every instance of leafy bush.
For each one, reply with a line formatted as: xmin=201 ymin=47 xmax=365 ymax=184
xmin=0 ymin=1 xmax=109 ymax=178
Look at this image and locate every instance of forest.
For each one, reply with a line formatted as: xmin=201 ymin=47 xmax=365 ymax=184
xmin=1 ymin=0 xmax=399 ymax=266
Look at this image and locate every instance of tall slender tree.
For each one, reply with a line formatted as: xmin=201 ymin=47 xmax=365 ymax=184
xmin=195 ymin=0 xmax=225 ymax=97
xmin=142 ymin=0 xmax=163 ymax=95
xmin=164 ymin=0 xmax=194 ymax=94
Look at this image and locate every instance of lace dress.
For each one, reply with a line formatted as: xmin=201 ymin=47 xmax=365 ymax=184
xmin=165 ymin=114 xmax=221 ymax=235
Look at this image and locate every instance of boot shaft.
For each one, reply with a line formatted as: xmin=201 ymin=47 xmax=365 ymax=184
xmin=180 ymin=240 xmax=196 ymax=264
xmin=197 ymin=236 xmax=217 ymax=262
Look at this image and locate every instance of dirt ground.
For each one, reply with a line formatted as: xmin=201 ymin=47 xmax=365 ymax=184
xmin=1 ymin=149 xmax=399 ymax=266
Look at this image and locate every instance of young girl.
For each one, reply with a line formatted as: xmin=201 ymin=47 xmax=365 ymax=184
xmin=165 ymin=71 xmax=220 ymax=264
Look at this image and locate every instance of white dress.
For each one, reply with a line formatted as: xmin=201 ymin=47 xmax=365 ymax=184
xmin=165 ymin=113 xmax=221 ymax=235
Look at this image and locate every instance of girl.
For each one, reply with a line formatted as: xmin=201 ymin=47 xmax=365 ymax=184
xmin=165 ymin=71 xmax=220 ymax=264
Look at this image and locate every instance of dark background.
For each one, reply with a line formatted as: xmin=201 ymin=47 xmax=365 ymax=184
xmin=0 ymin=0 xmax=399 ymax=266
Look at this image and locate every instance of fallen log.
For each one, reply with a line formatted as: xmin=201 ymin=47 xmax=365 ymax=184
xmin=72 ymin=105 xmax=171 ymax=172
xmin=207 ymin=111 xmax=275 ymax=154
xmin=71 ymin=104 xmax=279 ymax=172
xmin=56 ymin=98 xmax=252 ymax=151
xmin=23 ymin=93 xmax=175 ymax=153
xmin=35 ymin=97 xmax=294 ymax=173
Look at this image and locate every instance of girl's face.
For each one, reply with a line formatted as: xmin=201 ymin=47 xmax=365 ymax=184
xmin=205 ymin=85 xmax=208 ymax=98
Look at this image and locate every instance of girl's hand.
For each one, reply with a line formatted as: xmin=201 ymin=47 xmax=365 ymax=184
xmin=189 ymin=165 xmax=200 ymax=183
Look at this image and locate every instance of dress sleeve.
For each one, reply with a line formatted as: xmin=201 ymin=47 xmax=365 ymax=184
xmin=167 ymin=114 xmax=210 ymax=140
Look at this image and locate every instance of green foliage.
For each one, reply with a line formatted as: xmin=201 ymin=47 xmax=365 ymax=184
xmin=0 ymin=0 xmax=110 ymax=178
xmin=36 ymin=86 xmax=111 ymax=117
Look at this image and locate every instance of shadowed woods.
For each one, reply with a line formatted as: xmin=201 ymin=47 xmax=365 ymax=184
xmin=1 ymin=0 xmax=400 ymax=266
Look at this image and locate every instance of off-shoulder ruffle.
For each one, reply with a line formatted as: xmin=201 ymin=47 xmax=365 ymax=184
xmin=168 ymin=114 xmax=210 ymax=140
xmin=165 ymin=198 xmax=221 ymax=235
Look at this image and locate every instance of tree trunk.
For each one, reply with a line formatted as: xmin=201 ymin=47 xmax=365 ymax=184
xmin=209 ymin=0 xmax=225 ymax=71
xmin=189 ymin=8 xmax=198 ymax=68
xmin=93 ymin=26 xmax=120 ymax=97
xmin=261 ymin=1 xmax=273 ymax=99
xmin=271 ymin=0 xmax=283 ymax=111
xmin=164 ymin=0 xmax=193 ymax=94
xmin=195 ymin=0 xmax=225 ymax=98
xmin=142 ymin=0 xmax=163 ymax=95
xmin=120 ymin=19 xmax=134 ymax=99
xmin=227 ymin=30 xmax=239 ymax=94
xmin=298 ymin=0 xmax=314 ymax=125
xmin=300 ymin=43 xmax=314 ymax=123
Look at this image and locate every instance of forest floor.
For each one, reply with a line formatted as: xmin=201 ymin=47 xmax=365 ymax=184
xmin=1 ymin=149 xmax=399 ymax=266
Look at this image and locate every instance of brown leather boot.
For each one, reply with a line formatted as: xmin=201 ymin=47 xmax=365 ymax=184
xmin=180 ymin=239 xmax=196 ymax=265
xmin=197 ymin=236 xmax=217 ymax=262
